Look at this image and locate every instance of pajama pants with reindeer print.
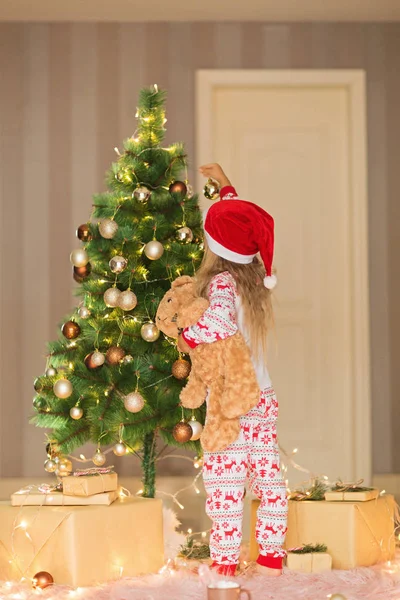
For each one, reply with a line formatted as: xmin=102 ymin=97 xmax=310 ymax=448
xmin=202 ymin=387 xmax=288 ymax=570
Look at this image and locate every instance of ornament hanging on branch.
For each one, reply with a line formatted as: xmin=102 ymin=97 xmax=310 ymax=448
xmin=169 ymin=180 xmax=187 ymax=196
xmin=176 ymin=226 xmax=193 ymax=244
xmin=172 ymin=358 xmax=191 ymax=380
xmin=84 ymin=351 xmax=105 ymax=370
xmin=189 ymin=415 xmax=203 ymax=441
xmin=113 ymin=441 xmax=127 ymax=456
xmin=203 ymin=178 xmax=220 ymax=201
xmin=70 ymin=248 xmax=89 ymax=267
xmin=61 ymin=320 xmax=81 ymax=340
xmin=186 ymin=183 xmax=194 ymax=199
xmin=106 ymin=345 xmax=126 ymax=365
xmin=92 ymin=448 xmax=106 ymax=466
xmin=109 ymin=255 xmax=127 ymax=274
xmin=34 ymin=378 xmax=43 ymax=392
xmin=133 ymin=186 xmax=151 ymax=203
xmin=46 ymin=442 xmax=60 ymax=458
xmin=45 ymin=367 xmax=57 ymax=377
xmin=33 ymin=397 xmax=46 ymax=409
xmin=144 ymin=240 xmax=164 ymax=260
xmin=122 ymin=354 xmax=134 ymax=364
xmin=76 ymin=224 xmax=92 ymax=242
xmin=78 ymin=306 xmax=91 ymax=319
xmin=32 ymin=571 xmax=54 ymax=590
xmin=55 ymin=457 xmax=73 ymax=477
xmin=70 ymin=405 xmax=83 ymax=420
xmin=141 ymin=322 xmax=160 ymax=342
xmin=44 ymin=458 xmax=57 ymax=473
xmin=73 ymin=264 xmax=91 ymax=280
xmin=173 ymin=419 xmax=193 ymax=443
xmin=124 ymin=391 xmax=145 ymax=413
xmin=104 ymin=287 xmax=121 ymax=307
xmin=116 ymin=168 xmax=133 ymax=185
xmin=99 ymin=218 xmax=118 ymax=239
xmin=118 ymin=289 xmax=137 ymax=311
xmin=53 ymin=378 xmax=73 ymax=399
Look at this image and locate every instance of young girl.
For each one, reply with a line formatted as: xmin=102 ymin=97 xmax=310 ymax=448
xmin=179 ymin=164 xmax=288 ymax=577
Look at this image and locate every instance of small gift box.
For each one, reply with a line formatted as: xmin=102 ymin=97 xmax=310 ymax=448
xmin=286 ymin=544 xmax=332 ymax=573
xmin=325 ymin=480 xmax=380 ymax=502
xmin=62 ymin=467 xmax=118 ymax=497
xmin=11 ymin=488 xmax=118 ymax=506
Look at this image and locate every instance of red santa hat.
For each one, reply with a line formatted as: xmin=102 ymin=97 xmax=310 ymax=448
xmin=203 ymin=191 xmax=277 ymax=289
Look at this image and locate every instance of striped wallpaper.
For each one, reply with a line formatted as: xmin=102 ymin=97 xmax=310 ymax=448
xmin=1 ymin=22 xmax=399 ymax=477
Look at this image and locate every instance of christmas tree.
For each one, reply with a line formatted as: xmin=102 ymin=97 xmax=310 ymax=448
xmin=32 ymin=86 xmax=205 ymax=498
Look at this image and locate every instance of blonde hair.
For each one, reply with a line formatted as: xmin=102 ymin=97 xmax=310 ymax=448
xmin=195 ymin=246 xmax=274 ymax=362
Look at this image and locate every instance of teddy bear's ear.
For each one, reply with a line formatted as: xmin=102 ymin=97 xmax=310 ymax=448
xmin=176 ymin=297 xmax=209 ymax=329
xmin=171 ymin=275 xmax=193 ymax=289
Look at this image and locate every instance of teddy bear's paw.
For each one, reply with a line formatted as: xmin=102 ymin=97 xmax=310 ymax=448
xmin=179 ymin=386 xmax=205 ymax=409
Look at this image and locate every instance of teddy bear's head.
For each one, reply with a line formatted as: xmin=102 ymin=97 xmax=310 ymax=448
xmin=156 ymin=276 xmax=209 ymax=339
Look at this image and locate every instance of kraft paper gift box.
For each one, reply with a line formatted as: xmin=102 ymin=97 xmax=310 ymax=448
xmin=324 ymin=489 xmax=380 ymax=502
xmin=62 ymin=471 xmax=118 ymax=496
xmin=286 ymin=552 xmax=332 ymax=573
xmin=250 ymin=495 xmax=395 ymax=569
xmin=11 ymin=489 xmax=118 ymax=506
xmin=0 ymin=496 xmax=164 ymax=586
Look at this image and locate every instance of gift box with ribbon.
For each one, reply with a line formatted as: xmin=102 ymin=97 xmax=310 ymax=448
xmin=11 ymin=484 xmax=119 ymax=506
xmin=286 ymin=544 xmax=332 ymax=573
xmin=62 ymin=466 xmax=118 ymax=497
xmin=324 ymin=479 xmax=380 ymax=502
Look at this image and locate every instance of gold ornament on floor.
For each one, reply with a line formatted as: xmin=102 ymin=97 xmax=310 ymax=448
xmin=73 ymin=263 xmax=91 ymax=280
xmin=32 ymin=571 xmax=54 ymax=590
xmin=189 ymin=416 xmax=203 ymax=441
xmin=61 ymin=320 xmax=81 ymax=340
xmin=141 ymin=322 xmax=160 ymax=342
xmin=124 ymin=391 xmax=145 ymax=413
xmin=56 ymin=457 xmax=73 ymax=477
xmin=45 ymin=367 xmax=57 ymax=377
xmin=133 ymin=186 xmax=151 ymax=203
xmin=106 ymin=345 xmax=126 ymax=365
xmin=78 ymin=306 xmax=91 ymax=319
xmin=173 ymin=419 xmax=193 ymax=443
xmin=99 ymin=218 xmax=119 ymax=239
xmin=76 ymin=223 xmax=92 ymax=242
xmin=53 ymin=378 xmax=73 ymax=399
xmin=113 ymin=441 xmax=127 ymax=456
xmin=169 ymin=180 xmax=187 ymax=196
xmin=84 ymin=351 xmax=105 ymax=370
xmin=118 ymin=289 xmax=137 ymax=311
xmin=70 ymin=406 xmax=83 ymax=420
xmin=92 ymin=449 xmax=107 ymax=466
xmin=176 ymin=226 xmax=194 ymax=244
xmin=109 ymin=255 xmax=128 ymax=274
xmin=44 ymin=458 xmax=57 ymax=473
xmin=172 ymin=358 xmax=191 ymax=380
xmin=70 ymin=248 xmax=89 ymax=267
xmin=144 ymin=240 xmax=164 ymax=260
xmin=203 ymin=178 xmax=220 ymax=200
xmin=104 ymin=286 xmax=121 ymax=307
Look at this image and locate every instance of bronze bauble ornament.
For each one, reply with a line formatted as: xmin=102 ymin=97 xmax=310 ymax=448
xmin=84 ymin=351 xmax=105 ymax=370
xmin=144 ymin=240 xmax=164 ymax=260
xmin=73 ymin=263 xmax=91 ymax=280
xmin=140 ymin=322 xmax=160 ymax=342
xmin=76 ymin=224 xmax=92 ymax=242
xmin=172 ymin=420 xmax=193 ymax=444
xmin=32 ymin=571 xmax=54 ymax=589
xmin=106 ymin=345 xmax=126 ymax=365
xmin=172 ymin=359 xmax=191 ymax=380
xmin=133 ymin=186 xmax=151 ymax=203
xmin=176 ymin=226 xmax=194 ymax=244
xmin=61 ymin=321 xmax=81 ymax=340
xmin=203 ymin=178 xmax=220 ymax=200
xmin=169 ymin=180 xmax=187 ymax=196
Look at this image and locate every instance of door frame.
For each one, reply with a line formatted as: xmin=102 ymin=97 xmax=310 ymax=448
xmin=196 ymin=69 xmax=370 ymax=483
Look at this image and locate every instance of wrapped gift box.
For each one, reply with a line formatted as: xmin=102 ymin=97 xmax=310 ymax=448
xmin=286 ymin=551 xmax=332 ymax=573
xmin=62 ymin=472 xmax=118 ymax=497
xmin=11 ymin=489 xmax=118 ymax=506
xmin=325 ymin=489 xmax=379 ymax=502
xmin=250 ymin=495 xmax=395 ymax=569
xmin=0 ymin=496 xmax=164 ymax=586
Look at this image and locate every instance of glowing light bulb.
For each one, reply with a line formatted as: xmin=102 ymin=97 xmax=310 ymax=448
xmin=187 ymin=528 xmax=192 ymax=534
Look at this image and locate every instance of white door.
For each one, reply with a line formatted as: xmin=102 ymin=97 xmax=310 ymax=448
xmin=196 ymin=71 xmax=370 ymax=485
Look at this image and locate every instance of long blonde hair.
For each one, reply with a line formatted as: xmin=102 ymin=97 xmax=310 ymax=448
xmin=195 ymin=246 xmax=274 ymax=362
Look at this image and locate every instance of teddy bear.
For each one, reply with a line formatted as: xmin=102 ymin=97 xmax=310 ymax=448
xmin=156 ymin=275 xmax=260 ymax=452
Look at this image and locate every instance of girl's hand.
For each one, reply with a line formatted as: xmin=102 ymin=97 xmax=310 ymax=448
xmin=199 ymin=163 xmax=232 ymax=188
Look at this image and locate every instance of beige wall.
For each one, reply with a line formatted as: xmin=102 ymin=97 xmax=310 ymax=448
xmin=0 ymin=22 xmax=399 ymax=478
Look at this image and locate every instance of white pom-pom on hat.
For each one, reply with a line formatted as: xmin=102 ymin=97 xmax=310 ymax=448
xmin=263 ymin=274 xmax=277 ymax=290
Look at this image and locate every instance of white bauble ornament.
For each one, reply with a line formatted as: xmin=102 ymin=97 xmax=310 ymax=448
xmin=56 ymin=457 xmax=73 ymax=477
xmin=109 ymin=255 xmax=127 ymax=274
xmin=104 ymin=287 xmax=121 ymax=307
xmin=91 ymin=351 xmax=105 ymax=367
xmin=78 ymin=306 xmax=91 ymax=319
xmin=99 ymin=218 xmax=118 ymax=239
xmin=189 ymin=417 xmax=203 ymax=441
xmin=176 ymin=226 xmax=194 ymax=244
xmin=124 ymin=391 xmax=145 ymax=413
xmin=144 ymin=240 xmax=164 ymax=260
xmin=113 ymin=442 xmax=127 ymax=456
xmin=44 ymin=459 xmax=57 ymax=473
xmin=141 ymin=322 xmax=160 ymax=342
xmin=118 ymin=290 xmax=137 ymax=311
xmin=70 ymin=406 xmax=83 ymax=420
xmin=92 ymin=449 xmax=107 ymax=466
xmin=133 ymin=186 xmax=151 ymax=203
xmin=70 ymin=248 xmax=89 ymax=267
xmin=45 ymin=367 xmax=57 ymax=377
xmin=53 ymin=378 xmax=73 ymax=399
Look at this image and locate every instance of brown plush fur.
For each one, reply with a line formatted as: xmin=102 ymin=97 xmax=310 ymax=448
xmin=156 ymin=276 xmax=260 ymax=452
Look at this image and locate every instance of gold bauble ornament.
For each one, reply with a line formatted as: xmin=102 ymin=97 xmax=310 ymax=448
xmin=176 ymin=226 xmax=194 ymax=244
xmin=45 ymin=367 xmax=57 ymax=377
xmin=92 ymin=449 xmax=107 ymax=466
xmin=124 ymin=391 xmax=145 ymax=413
xmin=106 ymin=345 xmax=126 ymax=365
xmin=144 ymin=240 xmax=164 ymax=260
xmin=53 ymin=378 xmax=73 ymax=399
xmin=104 ymin=287 xmax=121 ymax=307
xmin=56 ymin=457 xmax=73 ymax=477
xmin=70 ymin=248 xmax=89 ymax=267
xmin=189 ymin=416 xmax=203 ymax=441
xmin=203 ymin=178 xmax=220 ymax=200
xmin=99 ymin=218 xmax=118 ymax=239
xmin=109 ymin=255 xmax=127 ymax=274
xmin=70 ymin=406 xmax=83 ymax=420
xmin=61 ymin=320 xmax=81 ymax=340
xmin=169 ymin=180 xmax=187 ymax=196
xmin=172 ymin=420 xmax=193 ymax=444
xmin=34 ymin=377 xmax=43 ymax=392
xmin=46 ymin=441 xmax=60 ymax=458
xmin=133 ymin=186 xmax=151 ymax=203
xmin=118 ymin=290 xmax=137 ymax=311
xmin=33 ymin=396 xmax=46 ymax=409
xmin=141 ymin=322 xmax=160 ymax=342
xmin=172 ymin=358 xmax=191 ymax=379
xmin=78 ymin=306 xmax=91 ymax=319
xmin=113 ymin=442 xmax=127 ymax=456
xmin=32 ymin=571 xmax=54 ymax=590
xmin=76 ymin=223 xmax=92 ymax=242
xmin=44 ymin=458 xmax=57 ymax=473
xmin=122 ymin=354 xmax=134 ymax=364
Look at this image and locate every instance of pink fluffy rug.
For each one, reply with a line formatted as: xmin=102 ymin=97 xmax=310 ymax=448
xmin=2 ymin=563 xmax=400 ymax=600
